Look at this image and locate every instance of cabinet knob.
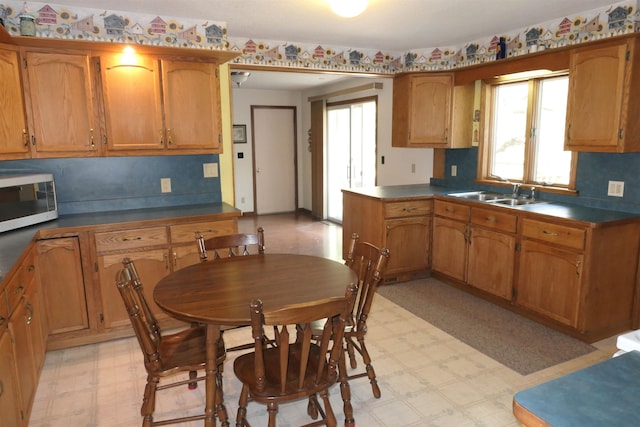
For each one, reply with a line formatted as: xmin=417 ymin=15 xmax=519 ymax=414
xmin=90 ymin=128 xmax=95 ymax=149
xmin=23 ymin=129 xmax=28 ymax=147
xmin=167 ymin=128 xmax=173 ymax=145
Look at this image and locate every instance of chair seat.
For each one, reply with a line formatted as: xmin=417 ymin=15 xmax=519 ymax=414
xmin=154 ymin=327 xmax=225 ymax=375
xmin=234 ymin=343 xmax=337 ymax=402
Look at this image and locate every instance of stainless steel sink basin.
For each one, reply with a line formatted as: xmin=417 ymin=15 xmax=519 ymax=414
xmin=491 ymin=198 xmax=542 ymax=206
xmin=447 ymin=191 xmax=508 ymax=201
xmin=447 ymin=191 xmax=546 ymax=206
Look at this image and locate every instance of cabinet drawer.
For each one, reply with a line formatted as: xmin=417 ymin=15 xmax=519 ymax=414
xmin=95 ymin=226 xmax=168 ymax=253
xmin=169 ymin=219 xmax=237 ymax=244
xmin=434 ymin=200 xmax=470 ymax=222
xmin=384 ymin=200 xmax=432 ymax=218
xmin=471 ymin=207 xmax=517 ymax=233
xmin=521 ymin=219 xmax=585 ymax=250
xmin=5 ymin=249 xmax=35 ymax=314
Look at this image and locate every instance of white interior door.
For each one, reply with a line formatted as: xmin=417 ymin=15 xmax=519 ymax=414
xmin=253 ymin=107 xmax=296 ymax=214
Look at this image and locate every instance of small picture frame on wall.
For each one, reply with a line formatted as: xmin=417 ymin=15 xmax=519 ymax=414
xmin=233 ymin=124 xmax=247 ymax=143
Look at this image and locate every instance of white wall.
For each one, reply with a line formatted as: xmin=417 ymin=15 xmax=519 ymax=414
xmin=232 ymin=76 xmax=435 ymax=214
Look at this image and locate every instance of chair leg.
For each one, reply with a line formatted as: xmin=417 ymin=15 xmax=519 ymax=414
xmin=307 ymin=395 xmax=319 ymax=419
xmin=266 ymin=402 xmax=278 ymax=427
xmin=141 ymin=375 xmax=158 ymax=427
xmin=357 ymin=336 xmax=381 ymax=398
xmin=346 ymin=338 xmax=358 ymax=369
xmin=319 ymin=389 xmax=337 ymax=427
xmin=338 ymin=348 xmax=355 ymax=427
xmin=188 ymin=370 xmax=198 ymax=390
xmin=236 ymin=384 xmax=249 ymax=427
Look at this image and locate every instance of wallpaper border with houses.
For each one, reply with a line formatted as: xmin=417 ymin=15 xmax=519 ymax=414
xmin=0 ymin=1 xmax=638 ymax=74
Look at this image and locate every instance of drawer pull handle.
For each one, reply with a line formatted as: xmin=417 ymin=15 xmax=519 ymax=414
xmin=0 ymin=380 xmax=3 ymax=398
xmin=194 ymin=229 xmax=214 ymax=235
xmin=28 ymin=264 xmax=35 ymax=272
xmin=0 ymin=316 xmax=5 ymax=326
xmin=485 ymin=216 xmax=496 ymax=223
xmin=542 ymin=230 xmax=558 ymax=237
xmin=402 ymin=207 xmax=415 ymax=212
xmin=122 ymin=236 xmax=143 ymax=241
xmin=15 ymin=284 xmax=24 ymax=295
xmin=26 ymin=303 xmax=34 ymax=325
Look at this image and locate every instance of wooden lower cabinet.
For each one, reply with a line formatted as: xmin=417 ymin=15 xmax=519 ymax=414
xmin=516 ymin=239 xmax=582 ymax=326
xmin=97 ymin=248 xmax=171 ymax=330
xmin=432 ymin=216 xmax=467 ymax=281
xmin=37 ymin=237 xmax=89 ymax=335
xmin=7 ymin=281 xmax=45 ymax=427
xmin=467 ymin=227 xmax=515 ymax=300
xmin=342 ymin=190 xmax=432 ymax=283
xmin=384 ymin=216 xmax=431 ymax=277
xmin=0 ymin=327 xmax=22 ymax=427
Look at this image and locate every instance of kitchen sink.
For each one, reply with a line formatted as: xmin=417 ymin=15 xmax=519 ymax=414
xmin=447 ymin=191 xmax=508 ymax=201
xmin=447 ymin=191 xmax=546 ymax=206
xmin=491 ymin=198 xmax=543 ymax=206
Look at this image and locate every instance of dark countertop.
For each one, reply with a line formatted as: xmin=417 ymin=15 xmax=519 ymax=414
xmin=0 ymin=203 xmax=240 ymax=283
xmin=514 ymin=350 xmax=640 ymax=426
xmin=344 ymin=184 xmax=640 ymax=225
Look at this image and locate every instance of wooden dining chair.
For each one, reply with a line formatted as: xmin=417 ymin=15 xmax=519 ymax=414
xmin=196 ymin=227 xmax=272 ymax=352
xmin=116 ymin=258 xmax=229 ymax=427
xmin=196 ymin=226 xmax=265 ymax=261
xmin=341 ymin=233 xmax=390 ymax=398
xmin=307 ymin=233 xmax=389 ymax=426
xmin=233 ymin=282 xmax=357 ymax=427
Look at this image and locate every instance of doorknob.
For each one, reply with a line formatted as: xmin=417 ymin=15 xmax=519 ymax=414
xmin=256 ymin=168 xmax=261 ymax=173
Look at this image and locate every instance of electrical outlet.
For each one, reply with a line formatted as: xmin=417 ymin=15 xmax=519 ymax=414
xmin=203 ymin=162 xmax=218 ymax=178
xmin=411 ymin=163 xmax=416 ymax=173
xmin=241 ymin=197 xmax=245 ymax=203
xmin=451 ymin=165 xmax=458 ymax=177
xmin=161 ymin=178 xmax=171 ymax=193
xmin=607 ymin=180 xmax=624 ymax=197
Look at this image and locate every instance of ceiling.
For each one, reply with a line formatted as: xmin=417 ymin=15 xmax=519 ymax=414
xmin=52 ymin=0 xmax=621 ymax=89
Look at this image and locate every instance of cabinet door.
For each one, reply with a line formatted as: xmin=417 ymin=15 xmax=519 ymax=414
xmin=383 ymin=216 xmax=430 ymax=275
xmin=565 ymin=41 xmax=626 ymax=151
xmin=37 ymin=237 xmax=89 ymax=335
xmin=23 ymin=51 xmax=99 ymax=156
xmin=0 ymin=45 xmax=29 ymax=158
xmin=9 ymin=298 xmax=37 ymax=418
xmin=408 ymin=74 xmax=452 ymax=146
xmin=100 ymin=53 xmax=164 ymax=151
xmin=161 ymin=60 xmax=221 ymax=151
xmin=0 ymin=330 xmax=22 ymax=427
xmin=172 ymin=244 xmax=201 ymax=270
xmin=98 ymin=249 xmax=170 ymax=330
xmin=467 ymin=227 xmax=515 ymax=300
xmin=516 ymin=240 xmax=583 ymax=327
xmin=432 ymin=216 xmax=467 ymax=281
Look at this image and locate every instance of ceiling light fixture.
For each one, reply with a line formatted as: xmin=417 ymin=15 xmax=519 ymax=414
xmin=329 ymin=0 xmax=368 ymax=18
xmin=231 ymin=71 xmax=251 ymax=87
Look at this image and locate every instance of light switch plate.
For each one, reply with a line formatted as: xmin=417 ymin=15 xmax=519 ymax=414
xmin=161 ymin=178 xmax=171 ymax=193
xmin=607 ymin=180 xmax=624 ymax=197
xmin=203 ymin=162 xmax=218 ymax=178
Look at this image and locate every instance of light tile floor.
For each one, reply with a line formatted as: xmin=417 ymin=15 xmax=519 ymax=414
xmin=29 ymin=213 xmax=620 ymax=426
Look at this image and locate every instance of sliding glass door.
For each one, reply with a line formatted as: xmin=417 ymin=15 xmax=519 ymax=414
xmin=326 ymin=97 xmax=376 ymax=222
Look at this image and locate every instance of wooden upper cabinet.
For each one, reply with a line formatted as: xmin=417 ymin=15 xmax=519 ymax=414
xmin=99 ymin=53 xmax=164 ymax=152
xmin=565 ymin=37 xmax=640 ymax=152
xmin=392 ymin=73 xmax=453 ymax=147
xmin=161 ymin=60 xmax=222 ymax=152
xmin=0 ymin=45 xmax=29 ymax=159
xmin=22 ymin=50 xmax=100 ymax=157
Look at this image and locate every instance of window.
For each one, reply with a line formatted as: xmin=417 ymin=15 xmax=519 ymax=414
xmin=482 ymin=74 xmax=576 ymax=191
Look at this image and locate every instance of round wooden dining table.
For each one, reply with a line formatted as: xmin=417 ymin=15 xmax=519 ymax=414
xmin=154 ymin=253 xmax=357 ymax=426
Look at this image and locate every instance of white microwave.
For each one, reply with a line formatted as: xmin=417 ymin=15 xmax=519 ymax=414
xmin=0 ymin=174 xmax=58 ymax=233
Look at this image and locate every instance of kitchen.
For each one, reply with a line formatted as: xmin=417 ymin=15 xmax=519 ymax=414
xmin=2 ymin=0 xmax=640 ymax=426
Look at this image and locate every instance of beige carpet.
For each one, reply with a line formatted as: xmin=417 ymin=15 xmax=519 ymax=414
xmin=377 ymin=278 xmax=596 ymax=375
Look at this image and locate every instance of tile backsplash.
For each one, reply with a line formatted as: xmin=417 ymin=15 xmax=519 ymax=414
xmin=0 ymin=155 xmax=222 ymax=215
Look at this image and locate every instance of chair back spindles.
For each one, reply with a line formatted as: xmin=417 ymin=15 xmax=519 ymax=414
xmin=196 ymin=227 xmax=265 ymax=261
xmin=235 ymin=283 xmax=357 ymax=426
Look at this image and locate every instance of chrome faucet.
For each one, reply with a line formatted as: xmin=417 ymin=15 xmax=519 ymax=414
xmin=529 ymin=187 xmax=536 ymax=201
xmin=512 ymin=183 xmax=521 ymax=198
